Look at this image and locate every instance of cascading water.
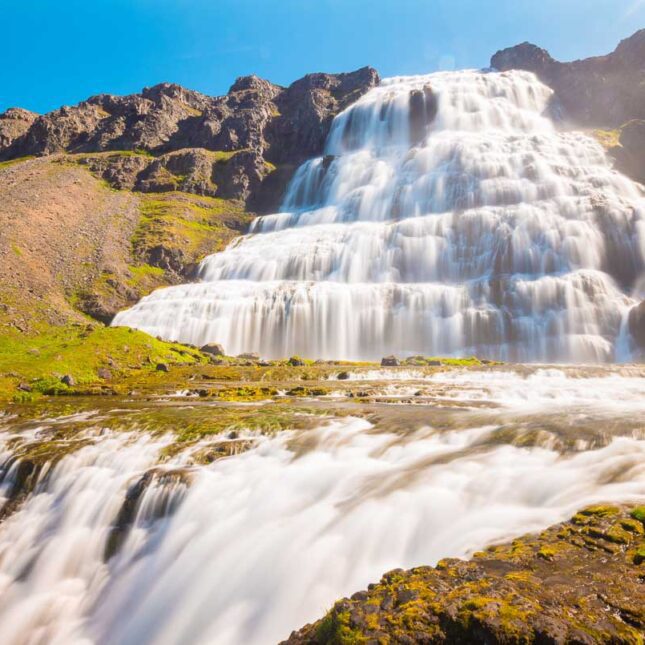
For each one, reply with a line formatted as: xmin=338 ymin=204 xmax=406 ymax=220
xmin=0 ymin=369 xmax=644 ymax=644
xmin=113 ymin=70 xmax=645 ymax=362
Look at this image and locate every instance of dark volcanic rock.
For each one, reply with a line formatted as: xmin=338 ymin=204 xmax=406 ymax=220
xmin=285 ymin=504 xmax=645 ymax=644
xmin=0 ymin=69 xmax=380 ymax=209
xmin=491 ymin=29 xmax=645 ymax=129
xmin=628 ymin=300 xmax=645 ymax=349
xmin=267 ymin=67 xmax=381 ymax=165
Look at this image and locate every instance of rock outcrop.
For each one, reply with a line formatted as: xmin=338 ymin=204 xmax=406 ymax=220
xmin=0 ymin=108 xmax=38 ymax=149
xmin=491 ymin=30 xmax=645 ymax=185
xmin=491 ymin=30 xmax=645 ymax=128
xmin=285 ymin=505 xmax=645 ymax=644
xmin=0 ymin=69 xmax=380 ymax=210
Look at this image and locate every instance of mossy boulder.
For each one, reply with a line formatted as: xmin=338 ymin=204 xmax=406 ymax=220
xmin=285 ymin=504 xmax=645 ymax=644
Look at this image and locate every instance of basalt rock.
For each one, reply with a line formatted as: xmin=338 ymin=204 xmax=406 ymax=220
xmin=491 ymin=29 xmax=645 ymax=128
xmin=1 ymin=69 xmax=380 ymax=209
xmin=628 ymin=300 xmax=645 ymax=349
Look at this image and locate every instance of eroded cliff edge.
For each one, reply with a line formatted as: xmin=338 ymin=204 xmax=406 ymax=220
xmin=285 ymin=505 xmax=645 ymax=644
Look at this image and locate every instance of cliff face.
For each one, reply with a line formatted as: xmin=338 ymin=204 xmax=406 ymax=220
xmin=0 ymin=68 xmax=380 ymax=211
xmin=491 ymin=30 xmax=645 ymax=185
xmin=491 ymin=30 xmax=645 ymax=128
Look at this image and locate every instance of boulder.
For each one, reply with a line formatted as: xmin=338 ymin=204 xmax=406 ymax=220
xmin=380 ymin=355 xmax=400 ymax=367
xmin=337 ymin=371 xmax=351 ymax=380
xmin=61 ymin=374 xmax=76 ymax=386
xmin=200 ymin=343 xmax=225 ymax=357
xmin=155 ymin=363 xmax=169 ymax=372
xmin=288 ymin=356 xmax=305 ymax=366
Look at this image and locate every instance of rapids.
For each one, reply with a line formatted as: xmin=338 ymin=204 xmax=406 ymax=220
xmin=0 ymin=368 xmax=644 ymax=644
xmin=113 ymin=70 xmax=645 ymax=362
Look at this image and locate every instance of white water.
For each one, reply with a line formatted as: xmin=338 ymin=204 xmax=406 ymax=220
xmin=0 ymin=371 xmax=644 ymax=644
xmin=113 ymin=70 xmax=645 ymax=362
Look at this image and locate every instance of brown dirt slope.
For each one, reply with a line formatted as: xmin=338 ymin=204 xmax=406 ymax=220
xmin=0 ymin=156 xmax=251 ymax=330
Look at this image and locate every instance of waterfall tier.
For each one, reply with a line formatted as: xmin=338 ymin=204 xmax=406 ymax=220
xmin=113 ymin=70 xmax=645 ymax=361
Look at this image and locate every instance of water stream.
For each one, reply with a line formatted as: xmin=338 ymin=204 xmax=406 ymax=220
xmin=0 ymin=368 xmax=643 ymax=643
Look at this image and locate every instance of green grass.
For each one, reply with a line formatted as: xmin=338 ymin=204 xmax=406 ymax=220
xmin=0 ymin=325 xmax=206 ymax=402
xmin=0 ymin=156 xmax=35 ymax=170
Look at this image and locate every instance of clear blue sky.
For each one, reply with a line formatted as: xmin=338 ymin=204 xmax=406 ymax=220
xmin=2 ymin=0 xmax=644 ymax=114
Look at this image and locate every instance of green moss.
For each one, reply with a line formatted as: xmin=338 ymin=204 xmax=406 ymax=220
xmin=0 ymin=156 xmax=35 ymax=170
xmin=0 ymin=325 xmax=205 ymax=402
xmin=591 ymin=128 xmax=621 ymax=150
xmin=630 ymin=506 xmax=645 ymax=524
xmin=132 ymin=191 xmax=251 ymax=266
xmin=126 ymin=264 xmax=165 ymax=289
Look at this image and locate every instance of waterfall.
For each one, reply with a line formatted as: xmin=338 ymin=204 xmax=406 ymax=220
xmin=0 ymin=369 xmax=644 ymax=644
xmin=113 ymin=70 xmax=645 ymax=361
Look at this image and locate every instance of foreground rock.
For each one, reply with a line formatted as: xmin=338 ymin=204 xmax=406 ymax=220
xmin=285 ymin=505 xmax=645 ymax=643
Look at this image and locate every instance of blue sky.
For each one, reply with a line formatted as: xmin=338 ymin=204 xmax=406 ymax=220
xmin=2 ymin=0 xmax=644 ymax=113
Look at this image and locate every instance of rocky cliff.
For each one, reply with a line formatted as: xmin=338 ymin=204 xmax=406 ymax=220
xmin=0 ymin=67 xmax=379 ymax=326
xmin=491 ymin=29 xmax=645 ymax=184
xmin=0 ymin=67 xmax=379 ymax=211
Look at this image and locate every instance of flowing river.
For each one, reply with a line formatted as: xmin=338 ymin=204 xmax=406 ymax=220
xmin=0 ymin=366 xmax=644 ymax=643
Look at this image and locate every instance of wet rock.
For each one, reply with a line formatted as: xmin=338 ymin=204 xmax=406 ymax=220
xmin=60 ymin=374 xmax=76 ymax=386
xmin=284 ymin=504 xmax=645 ymax=644
xmin=201 ymin=343 xmax=225 ymax=357
xmin=380 ymin=355 xmax=400 ymax=367
xmin=155 ymin=363 xmax=169 ymax=372
xmin=337 ymin=371 xmax=351 ymax=380
xmin=409 ymin=85 xmax=438 ymax=145
xmin=628 ymin=300 xmax=645 ymax=348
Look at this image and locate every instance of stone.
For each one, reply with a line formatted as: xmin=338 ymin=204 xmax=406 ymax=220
xmin=97 ymin=368 xmax=112 ymax=380
xmin=237 ymin=352 xmax=260 ymax=361
xmin=17 ymin=383 xmax=32 ymax=392
xmin=337 ymin=371 xmax=351 ymax=380
xmin=380 ymin=355 xmax=400 ymax=367
xmin=61 ymin=374 xmax=76 ymax=386
xmin=0 ymin=68 xmax=380 ymax=210
xmin=284 ymin=505 xmax=645 ymax=644
xmin=155 ymin=363 xmax=169 ymax=372
xmin=287 ymin=356 xmax=305 ymax=366
xmin=200 ymin=343 xmax=225 ymax=357
xmin=628 ymin=300 xmax=645 ymax=348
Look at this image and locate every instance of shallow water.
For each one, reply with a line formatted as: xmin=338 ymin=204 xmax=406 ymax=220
xmin=0 ymin=367 xmax=643 ymax=644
